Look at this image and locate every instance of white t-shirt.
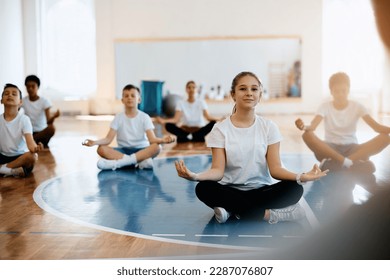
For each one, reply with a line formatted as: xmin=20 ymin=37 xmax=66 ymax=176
xmin=110 ymin=111 xmax=154 ymax=148
xmin=21 ymin=96 xmax=52 ymax=132
xmin=317 ymin=100 xmax=368 ymax=145
xmin=176 ymin=99 xmax=207 ymax=127
xmin=0 ymin=111 xmax=32 ymax=156
xmin=207 ymin=115 xmax=282 ymax=190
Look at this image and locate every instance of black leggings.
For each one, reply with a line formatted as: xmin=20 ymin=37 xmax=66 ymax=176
xmin=165 ymin=121 xmax=216 ymax=142
xmin=195 ymin=180 xmax=303 ymax=219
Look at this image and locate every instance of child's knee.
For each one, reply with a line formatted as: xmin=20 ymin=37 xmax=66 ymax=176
xmin=302 ymin=130 xmax=313 ymax=140
xmin=151 ymin=143 xmax=161 ymax=156
xmin=26 ymin=152 xmax=37 ymax=163
xmin=22 ymin=152 xmax=37 ymax=170
xmin=47 ymin=124 xmax=56 ymax=135
xmin=97 ymin=145 xmax=106 ymax=156
xmin=24 ymin=165 xmax=34 ymax=176
xmin=195 ymin=182 xmax=207 ymax=200
xmin=287 ymin=182 xmax=304 ymax=203
xmin=378 ymin=133 xmax=390 ymax=143
xmin=195 ymin=181 xmax=215 ymax=198
xmin=165 ymin=123 xmax=174 ymax=129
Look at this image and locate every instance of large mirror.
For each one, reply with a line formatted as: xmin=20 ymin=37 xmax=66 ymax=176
xmin=114 ymin=36 xmax=302 ymax=100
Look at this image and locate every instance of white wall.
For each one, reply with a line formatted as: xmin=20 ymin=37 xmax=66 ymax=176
xmin=0 ymin=0 xmax=25 ymax=114
xmin=22 ymin=0 xmax=40 ymax=76
xmin=382 ymin=53 xmax=390 ymax=113
xmin=92 ymin=0 xmax=118 ymax=114
xmin=3 ymin=0 xmax=389 ymax=116
xmin=93 ymin=0 xmax=323 ymax=114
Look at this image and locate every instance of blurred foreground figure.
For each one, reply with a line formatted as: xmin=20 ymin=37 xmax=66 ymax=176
xmin=283 ymin=187 xmax=390 ymax=259
xmin=272 ymin=0 xmax=390 ymax=260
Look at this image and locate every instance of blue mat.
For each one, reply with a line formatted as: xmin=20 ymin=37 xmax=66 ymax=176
xmin=34 ymin=154 xmax=376 ymax=250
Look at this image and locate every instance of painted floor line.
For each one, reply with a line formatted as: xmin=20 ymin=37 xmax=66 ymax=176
xmin=282 ymin=235 xmax=304 ymax=238
xmin=32 ymin=154 xmax=327 ymax=252
xmin=238 ymin=235 xmax=273 ymax=238
xmin=195 ymin=234 xmax=229 ymax=237
xmin=152 ymin=234 xmax=186 ymax=237
xmin=33 ymin=176 xmax=259 ymax=251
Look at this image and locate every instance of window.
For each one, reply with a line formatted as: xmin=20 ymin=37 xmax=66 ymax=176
xmin=40 ymin=0 xmax=96 ymax=99
xmin=323 ymin=0 xmax=384 ymax=95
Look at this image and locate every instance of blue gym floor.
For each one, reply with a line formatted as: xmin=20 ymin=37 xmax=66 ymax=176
xmin=33 ymin=154 xmax=379 ymax=251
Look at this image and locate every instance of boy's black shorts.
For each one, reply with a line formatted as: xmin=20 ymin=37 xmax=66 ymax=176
xmin=0 ymin=153 xmax=33 ymax=175
xmin=0 ymin=153 xmax=21 ymax=165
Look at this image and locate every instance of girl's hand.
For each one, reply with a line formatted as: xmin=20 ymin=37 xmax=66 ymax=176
xmin=82 ymin=139 xmax=95 ymax=147
xmin=163 ymin=135 xmax=176 ymax=144
xmin=175 ymin=160 xmax=198 ymax=181
xmin=301 ymin=164 xmax=329 ymax=182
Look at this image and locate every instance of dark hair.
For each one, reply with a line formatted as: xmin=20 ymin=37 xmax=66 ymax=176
xmin=186 ymin=80 xmax=196 ymax=88
xmin=122 ymin=84 xmax=140 ymax=93
xmin=329 ymin=72 xmax=350 ymax=89
xmin=25 ymin=75 xmax=41 ymax=88
xmin=230 ymin=72 xmax=263 ymax=114
xmin=2 ymin=83 xmax=22 ymax=99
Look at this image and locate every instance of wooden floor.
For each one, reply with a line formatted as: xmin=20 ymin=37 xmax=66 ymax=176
xmin=0 ymin=113 xmax=389 ymax=260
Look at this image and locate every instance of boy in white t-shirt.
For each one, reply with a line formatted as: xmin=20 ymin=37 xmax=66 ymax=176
xmin=22 ymin=75 xmax=60 ymax=148
xmin=156 ymin=81 xmax=221 ymax=142
xmin=0 ymin=84 xmax=43 ymax=177
xmin=83 ymin=84 xmax=175 ymax=170
xmin=295 ymin=72 xmax=390 ymax=172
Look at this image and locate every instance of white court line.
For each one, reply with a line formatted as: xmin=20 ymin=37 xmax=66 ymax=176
xmin=33 ymin=175 xmax=261 ymax=251
xmin=238 ymin=235 xmax=272 ymax=238
xmin=283 ymin=235 xmax=305 ymax=238
xmin=33 ymin=155 xmax=319 ymax=252
xmin=195 ymin=234 xmax=229 ymax=237
xmin=152 ymin=233 xmax=186 ymax=237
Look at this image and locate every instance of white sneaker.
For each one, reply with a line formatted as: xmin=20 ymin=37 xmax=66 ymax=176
xmin=11 ymin=167 xmax=26 ymax=178
xmin=214 ymin=207 xmax=231 ymax=223
xmin=97 ymin=158 xmax=119 ymax=170
xmin=136 ymin=158 xmax=154 ymax=169
xmin=268 ymin=204 xmax=306 ymax=224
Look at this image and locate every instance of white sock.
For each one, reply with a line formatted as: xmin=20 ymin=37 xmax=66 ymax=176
xmin=0 ymin=164 xmax=12 ymax=175
xmin=342 ymin=157 xmax=353 ymax=168
xmin=117 ymin=154 xmax=137 ymax=167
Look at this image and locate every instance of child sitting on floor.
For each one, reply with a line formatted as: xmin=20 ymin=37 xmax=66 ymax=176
xmin=156 ymin=80 xmax=221 ymax=143
xmin=295 ymin=72 xmax=390 ymax=172
xmin=22 ymin=75 xmax=60 ymax=148
xmin=83 ymin=84 xmax=175 ymax=170
xmin=0 ymin=83 xmax=43 ymax=177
